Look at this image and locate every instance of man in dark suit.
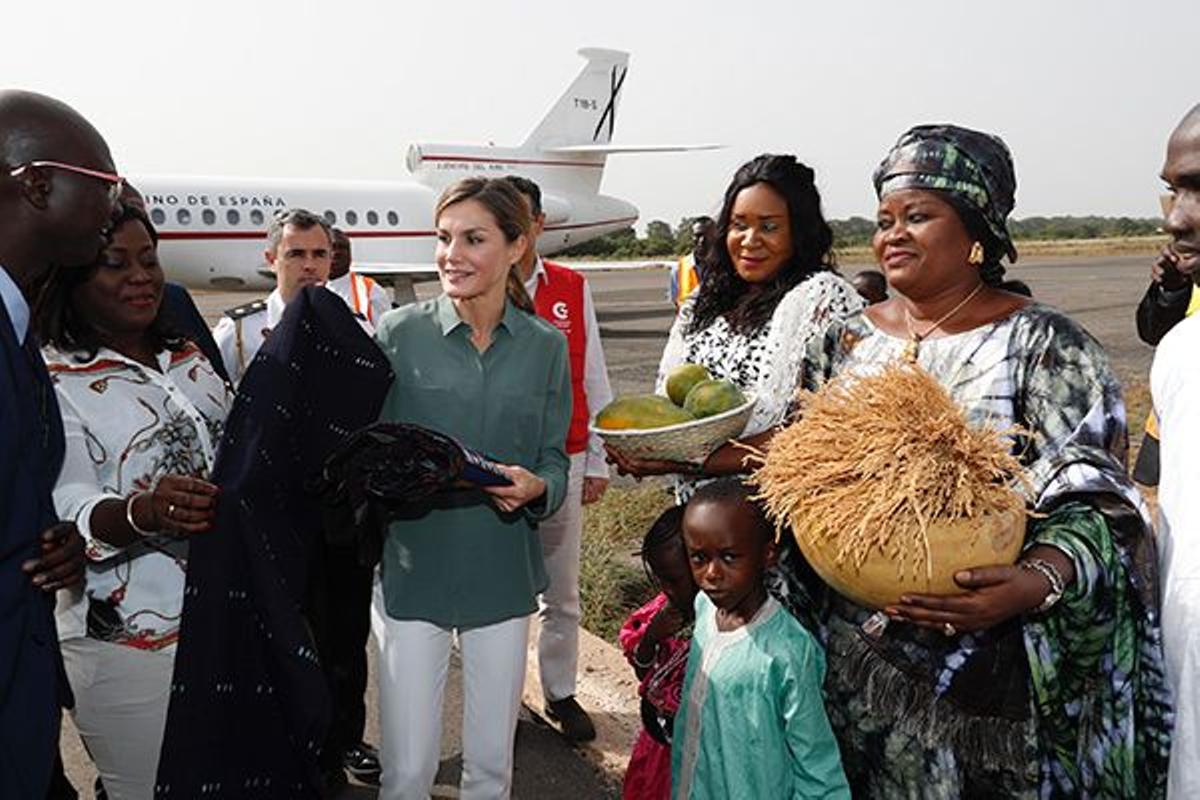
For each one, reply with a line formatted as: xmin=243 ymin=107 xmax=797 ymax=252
xmin=0 ymin=90 xmax=114 ymax=798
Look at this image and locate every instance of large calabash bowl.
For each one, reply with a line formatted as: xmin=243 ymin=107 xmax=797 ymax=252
xmin=789 ymin=494 xmax=1027 ymax=610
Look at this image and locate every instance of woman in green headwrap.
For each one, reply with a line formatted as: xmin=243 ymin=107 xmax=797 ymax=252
xmin=769 ymin=125 xmax=1171 ymax=798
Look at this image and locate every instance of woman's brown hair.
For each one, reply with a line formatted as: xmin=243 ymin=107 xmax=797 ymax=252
xmin=434 ymin=178 xmax=535 ymax=313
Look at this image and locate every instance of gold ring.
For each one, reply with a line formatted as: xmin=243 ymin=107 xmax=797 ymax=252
xmin=167 ymin=503 xmax=176 ymax=519
xmin=942 ymin=622 xmax=957 ymax=637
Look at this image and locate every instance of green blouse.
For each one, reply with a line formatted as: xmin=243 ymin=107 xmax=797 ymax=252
xmin=374 ymin=294 xmax=571 ymax=628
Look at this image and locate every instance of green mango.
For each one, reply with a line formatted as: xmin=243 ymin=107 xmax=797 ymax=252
xmin=683 ymin=379 xmax=746 ymax=419
xmin=665 ymin=363 xmax=711 ymax=406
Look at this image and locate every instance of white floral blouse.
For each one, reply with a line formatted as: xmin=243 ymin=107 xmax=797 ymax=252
xmin=46 ymin=341 xmax=231 ymax=651
xmin=657 ymin=272 xmax=864 ymax=431
xmin=655 ymin=271 xmax=864 ymax=498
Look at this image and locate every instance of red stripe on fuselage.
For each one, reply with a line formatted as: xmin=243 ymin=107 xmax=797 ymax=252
xmin=153 ymin=216 xmax=638 ymax=241
xmin=546 ymin=215 xmax=638 ymax=231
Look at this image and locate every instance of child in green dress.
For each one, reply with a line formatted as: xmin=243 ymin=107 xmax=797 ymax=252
xmin=671 ymin=479 xmax=848 ymax=799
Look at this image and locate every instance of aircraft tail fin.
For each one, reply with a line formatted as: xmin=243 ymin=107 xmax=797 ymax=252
xmin=407 ymin=48 xmax=721 ymax=195
xmin=521 ymin=48 xmax=630 ymax=150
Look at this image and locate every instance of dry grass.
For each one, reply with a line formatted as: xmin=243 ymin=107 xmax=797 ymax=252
xmin=578 ymin=482 xmax=675 ymax=642
xmin=1126 ymin=378 xmax=1152 ymax=444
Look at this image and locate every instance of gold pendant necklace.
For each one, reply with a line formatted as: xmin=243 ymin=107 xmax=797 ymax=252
xmin=903 ymin=283 xmax=985 ymax=363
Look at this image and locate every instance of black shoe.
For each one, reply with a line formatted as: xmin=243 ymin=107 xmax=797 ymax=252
xmin=343 ymin=742 xmax=381 ymax=786
xmin=545 ymin=695 xmax=597 ymax=743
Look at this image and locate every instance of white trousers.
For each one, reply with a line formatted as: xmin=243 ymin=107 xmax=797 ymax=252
xmin=537 ymin=451 xmax=586 ymax=702
xmin=61 ymin=637 xmax=174 ymax=800
xmin=1164 ymin=577 xmax=1200 ymax=798
xmin=373 ymin=587 xmax=530 ymax=800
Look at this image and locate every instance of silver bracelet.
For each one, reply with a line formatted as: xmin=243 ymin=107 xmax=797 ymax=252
xmin=125 ymin=492 xmax=155 ymax=536
xmin=1021 ymin=557 xmax=1065 ymax=613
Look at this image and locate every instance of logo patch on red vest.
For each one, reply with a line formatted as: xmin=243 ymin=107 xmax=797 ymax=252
xmin=535 ymin=261 xmax=589 ymax=455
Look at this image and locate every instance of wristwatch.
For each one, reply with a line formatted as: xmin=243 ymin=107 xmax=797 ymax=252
xmin=1021 ymin=558 xmax=1066 ymax=613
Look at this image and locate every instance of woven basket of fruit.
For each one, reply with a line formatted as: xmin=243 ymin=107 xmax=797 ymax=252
xmin=591 ymin=364 xmax=757 ymax=464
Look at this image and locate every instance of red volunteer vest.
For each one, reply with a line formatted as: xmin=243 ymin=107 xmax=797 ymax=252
xmin=534 ymin=260 xmax=589 ymax=455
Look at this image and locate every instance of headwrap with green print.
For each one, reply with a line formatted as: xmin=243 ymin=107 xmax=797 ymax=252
xmin=873 ymin=124 xmax=1019 ymax=262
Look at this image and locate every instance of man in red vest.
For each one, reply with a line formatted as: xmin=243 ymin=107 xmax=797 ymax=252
xmin=505 ymin=176 xmax=613 ymax=742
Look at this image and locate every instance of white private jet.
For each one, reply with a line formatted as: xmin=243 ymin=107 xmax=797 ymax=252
xmin=134 ymin=48 xmax=716 ymax=301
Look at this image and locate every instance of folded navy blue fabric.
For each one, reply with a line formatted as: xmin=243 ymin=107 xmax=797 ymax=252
xmin=156 ymin=287 xmax=393 ymax=799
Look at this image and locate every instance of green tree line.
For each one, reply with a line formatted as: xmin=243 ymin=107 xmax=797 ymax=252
xmin=560 ymin=215 xmax=1164 ymax=259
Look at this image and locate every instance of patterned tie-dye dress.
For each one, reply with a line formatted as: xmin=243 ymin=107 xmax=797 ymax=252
xmin=769 ymin=303 xmax=1172 ymax=799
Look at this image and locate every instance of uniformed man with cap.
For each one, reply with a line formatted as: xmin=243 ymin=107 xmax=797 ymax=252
xmin=213 ymin=208 xmax=333 ymax=385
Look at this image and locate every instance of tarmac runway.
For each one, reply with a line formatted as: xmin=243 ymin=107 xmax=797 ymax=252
xmin=61 ymin=253 xmax=1158 ymax=798
xmin=580 ymin=254 xmax=1157 ymax=396
xmin=190 ymin=252 xmax=1158 ymax=397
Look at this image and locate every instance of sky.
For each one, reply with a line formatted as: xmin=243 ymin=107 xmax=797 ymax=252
xmin=4 ymin=0 xmax=1195 ymax=229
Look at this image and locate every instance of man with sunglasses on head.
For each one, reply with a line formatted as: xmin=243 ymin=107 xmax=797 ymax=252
xmin=0 ymin=89 xmax=116 ymax=799
xmin=213 ymin=208 xmax=334 ymax=386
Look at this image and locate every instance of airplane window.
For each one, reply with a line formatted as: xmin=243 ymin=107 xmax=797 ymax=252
xmin=150 ymin=208 xmax=166 ymax=225
xmin=324 ymin=210 xmax=337 ymax=224
xmin=177 ymin=209 xmax=191 ymax=225
xmin=387 ymin=210 xmax=399 ymax=226
xmin=202 ymin=209 xmax=216 ymax=225
xmin=227 ymin=209 xmax=240 ymax=225
xmin=345 ymin=210 xmax=358 ymax=226
xmin=250 ymin=209 xmax=265 ymax=225
xmin=367 ymin=210 xmax=379 ymax=225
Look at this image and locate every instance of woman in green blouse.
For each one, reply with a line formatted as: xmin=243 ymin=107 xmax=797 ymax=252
xmin=372 ymin=178 xmax=571 ymax=800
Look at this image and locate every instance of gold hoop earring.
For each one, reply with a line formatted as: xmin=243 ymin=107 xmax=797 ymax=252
xmin=968 ymin=241 xmax=985 ymax=265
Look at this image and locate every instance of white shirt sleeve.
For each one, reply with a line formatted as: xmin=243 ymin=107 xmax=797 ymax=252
xmin=51 ymin=392 xmax=125 ymax=562
xmin=748 ymin=273 xmax=864 ymax=434
xmin=370 ymin=282 xmax=393 ymax=323
xmin=581 ymin=280 xmax=613 ymax=479
xmin=212 ymin=316 xmax=242 ymax=387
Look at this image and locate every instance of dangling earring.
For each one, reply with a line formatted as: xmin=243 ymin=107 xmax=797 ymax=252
xmin=968 ymin=241 xmax=985 ymax=265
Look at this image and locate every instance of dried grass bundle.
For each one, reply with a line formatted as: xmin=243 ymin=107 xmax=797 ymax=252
xmin=752 ymin=361 xmax=1028 ymax=582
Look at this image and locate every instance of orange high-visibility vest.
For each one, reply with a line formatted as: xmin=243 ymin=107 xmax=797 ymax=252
xmin=348 ymin=272 xmax=380 ymax=324
xmin=675 ymin=254 xmax=700 ymax=309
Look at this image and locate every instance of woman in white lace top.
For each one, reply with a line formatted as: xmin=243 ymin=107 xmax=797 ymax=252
xmin=35 ymin=203 xmax=231 ymax=800
xmin=609 ymin=154 xmax=862 ymax=496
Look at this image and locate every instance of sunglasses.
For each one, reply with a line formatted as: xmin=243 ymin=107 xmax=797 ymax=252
xmin=9 ymin=160 xmax=125 ymax=205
